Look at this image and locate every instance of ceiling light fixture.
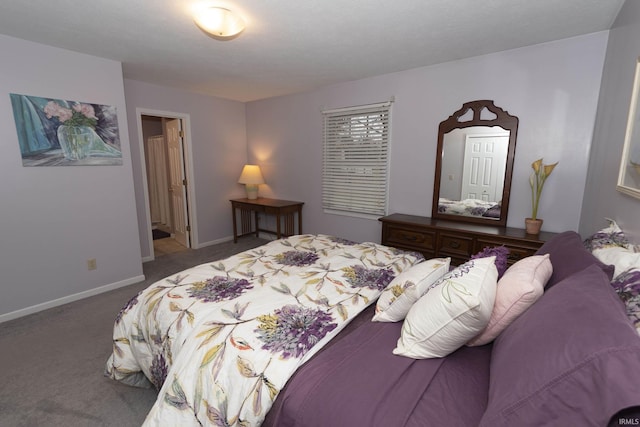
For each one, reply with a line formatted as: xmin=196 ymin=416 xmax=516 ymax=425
xmin=194 ymin=6 xmax=245 ymax=40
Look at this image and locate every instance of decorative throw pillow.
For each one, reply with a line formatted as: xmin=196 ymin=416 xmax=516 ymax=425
xmin=592 ymin=246 xmax=640 ymax=280
xmin=583 ymin=219 xmax=630 ymax=252
xmin=393 ymin=256 xmax=498 ymax=359
xmin=583 ymin=220 xmax=640 ymax=333
xmin=612 ymin=267 xmax=640 ymax=335
xmin=535 ymin=231 xmax=614 ymax=288
xmin=471 ymin=245 xmax=510 ymax=278
xmin=373 ymin=258 xmax=450 ymax=322
xmin=467 ymin=254 xmax=552 ymax=346
xmin=480 ymin=264 xmax=640 ymax=426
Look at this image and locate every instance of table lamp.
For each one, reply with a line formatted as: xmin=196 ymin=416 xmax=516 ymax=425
xmin=238 ymin=164 xmax=265 ymax=199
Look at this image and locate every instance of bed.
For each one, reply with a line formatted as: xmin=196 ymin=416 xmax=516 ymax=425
xmin=104 ymin=234 xmax=422 ymax=426
xmin=106 ymin=230 xmax=640 ymax=426
xmin=438 ymin=197 xmax=501 ymax=218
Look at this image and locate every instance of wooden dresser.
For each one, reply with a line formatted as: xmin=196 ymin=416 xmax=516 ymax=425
xmin=380 ymin=213 xmax=557 ymax=265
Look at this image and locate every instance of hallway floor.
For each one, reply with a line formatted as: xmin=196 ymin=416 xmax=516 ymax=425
xmin=153 ymin=236 xmax=188 ymax=257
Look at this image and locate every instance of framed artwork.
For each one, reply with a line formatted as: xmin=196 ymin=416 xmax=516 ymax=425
xmin=617 ymin=57 xmax=640 ymax=199
xmin=9 ymin=93 xmax=123 ymax=166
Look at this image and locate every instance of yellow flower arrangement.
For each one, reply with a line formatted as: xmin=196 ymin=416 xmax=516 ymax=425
xmin=529 ymin=158 xmax=558 ymax=220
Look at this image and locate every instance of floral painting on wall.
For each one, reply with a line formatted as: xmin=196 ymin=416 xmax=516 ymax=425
xmin=618 ymin=58 xmax=640 ymax=199
xmin=9 ymin=93 xmax=123 ymax=166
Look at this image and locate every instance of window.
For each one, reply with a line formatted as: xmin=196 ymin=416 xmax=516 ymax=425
xmin=322 ymin=101 xmax=392 ymax=218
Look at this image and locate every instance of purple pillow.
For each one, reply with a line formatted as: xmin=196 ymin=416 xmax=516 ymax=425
xmin=612 ymin=268 xmax=640 ymax=295
xmin=535 ymin=231 xmax=614 ymax=288
xmin=482 ymin=204 xmax=501 ymax=219
xmin=472 ymin=245 xmax=509 ymax=278
xmin=480 ymin=264 xmax=640 ymax=426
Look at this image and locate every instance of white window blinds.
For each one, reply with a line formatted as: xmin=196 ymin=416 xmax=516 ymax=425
xmin=322 ymin=102 xmax=391 ymax=217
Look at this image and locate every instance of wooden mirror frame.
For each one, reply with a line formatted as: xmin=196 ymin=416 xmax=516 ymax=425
xmin=431 ymin=100 xmax=519 ymax=227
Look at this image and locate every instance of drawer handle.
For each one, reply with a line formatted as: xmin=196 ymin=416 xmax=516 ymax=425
xmin=448 ymin=241 xmax=461 ymax=249
xmin=403 ymin=235 xmax=418 ymax=242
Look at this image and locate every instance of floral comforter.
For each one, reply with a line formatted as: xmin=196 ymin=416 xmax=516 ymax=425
xmin=105 ymin=234 xmax=422 ymax=426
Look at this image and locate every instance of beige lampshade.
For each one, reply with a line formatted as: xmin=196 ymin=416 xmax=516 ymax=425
xmin=238 ymin=164 xmax=264 ymax=199
xmin=238 ymin=164 xmax=265 ymax=184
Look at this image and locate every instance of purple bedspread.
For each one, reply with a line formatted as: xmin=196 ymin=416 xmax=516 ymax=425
xmin=263 ymin=304 xmax=491 ymax=427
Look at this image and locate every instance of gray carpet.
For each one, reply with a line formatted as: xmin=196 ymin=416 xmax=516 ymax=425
xmin=0 ymin=236 xmax=267 ymax=427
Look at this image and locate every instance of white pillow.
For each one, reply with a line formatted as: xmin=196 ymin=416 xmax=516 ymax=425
xmin=393 ymin=256 xmax=498 ymax=359
xmin=467 ymin=254 xmax=552 ymax=346
xmin=373 ymin=258 xmax=450 ymax=322
xmin=593 ymin=246 xmax=640 ymax=280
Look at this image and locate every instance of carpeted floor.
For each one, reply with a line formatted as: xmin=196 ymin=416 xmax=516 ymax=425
xmin=0 ymin=236 xmax=267 ymax=427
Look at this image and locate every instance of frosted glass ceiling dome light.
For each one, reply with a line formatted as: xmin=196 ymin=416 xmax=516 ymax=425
xmin=194 ymin=7 xmax=245 ymax=40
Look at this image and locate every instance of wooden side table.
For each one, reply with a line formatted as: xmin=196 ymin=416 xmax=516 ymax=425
xmin=230 ymin=198 xmax=304 ymax=243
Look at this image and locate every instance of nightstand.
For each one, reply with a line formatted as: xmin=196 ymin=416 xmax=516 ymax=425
xmin=230 ymin=198 xmax=304 ymax=242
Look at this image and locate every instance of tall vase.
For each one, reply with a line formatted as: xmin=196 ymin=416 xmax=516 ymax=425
xmin=525 ymin=218 xmax=543 ymax=235
xmin=57 ymin=125 xmax=93 ymax=160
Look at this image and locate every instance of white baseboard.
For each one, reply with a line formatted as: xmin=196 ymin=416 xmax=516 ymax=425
xmin=144 ymin=233 xmax=273 ymax=263
xmin=143 ymin=236 xmax=234 ymax=262
xmin=195 ymin=235 xmax=234 ymax=248
xmin=0 ymin=274 xmax=145 ymax=324
xmin=196 ymin=233 xmax=275 ymax=249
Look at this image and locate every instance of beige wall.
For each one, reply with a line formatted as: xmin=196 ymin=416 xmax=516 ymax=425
xmin=581 ymin=0 xmax=640 ymax=242
xmin=0 ymin=35 xmax=143 ymax=320
xmin=247 ymin=33 xmax=609 ymax=243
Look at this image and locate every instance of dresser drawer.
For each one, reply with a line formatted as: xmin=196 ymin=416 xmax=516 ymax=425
xmin=504 ymin=246 xmax=537 ymax=264
xmin=475 ymin=238 xmax=540 ymax=265
xmin=438 ymin=233 xmax=473 ymax=257
xmin=379 ymin=214 xmax=556 ymax=267
xmin=384 ymin=225 xmax=436 ymax=251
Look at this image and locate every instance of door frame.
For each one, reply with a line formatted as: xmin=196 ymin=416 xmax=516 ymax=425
xmin=136 ymin=108 xmax=198 ymax=261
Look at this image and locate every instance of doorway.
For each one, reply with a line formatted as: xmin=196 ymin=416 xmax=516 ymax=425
xmin=138 ymin=110 xmax=194 ymax=259
xmin=461 ymin=133 xmax=509 ymax=202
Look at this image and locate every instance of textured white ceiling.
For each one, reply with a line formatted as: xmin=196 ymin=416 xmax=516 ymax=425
xmin=0 ymin=0 xmax=625 ymax=102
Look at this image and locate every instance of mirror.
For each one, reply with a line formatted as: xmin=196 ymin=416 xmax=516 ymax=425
xmin=432 ymin=100 xmax=518 ymax=227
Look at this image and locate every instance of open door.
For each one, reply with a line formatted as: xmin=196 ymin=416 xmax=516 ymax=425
xmin=166 ymin=118 xmax=190 ymax=248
